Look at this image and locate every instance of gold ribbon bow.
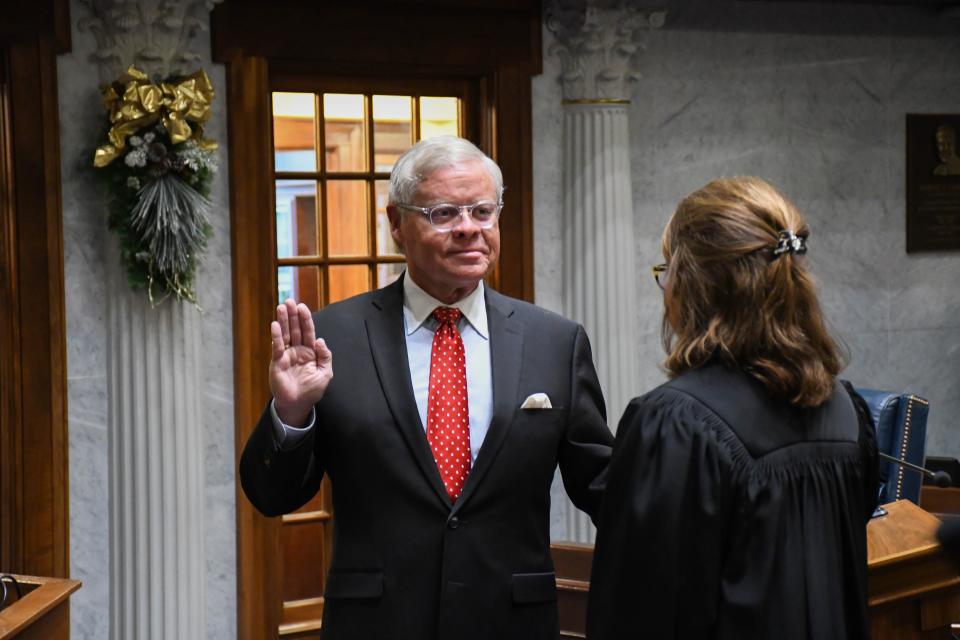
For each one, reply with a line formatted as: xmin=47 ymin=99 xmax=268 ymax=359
xmin=93 ymin=66 xmax=217 ymax=168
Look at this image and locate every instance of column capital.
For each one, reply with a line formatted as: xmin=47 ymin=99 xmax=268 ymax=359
xmin=77 ymin=0 xmax=223 ymax=83
xmin=545 ymin=0 xmax=666 ymax=103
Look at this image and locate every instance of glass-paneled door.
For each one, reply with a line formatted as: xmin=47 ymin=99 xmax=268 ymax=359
xmin=269 ymin=78 xmax=471 ymax=636
xmin=273 ymin=92 xmax=462 ymax=307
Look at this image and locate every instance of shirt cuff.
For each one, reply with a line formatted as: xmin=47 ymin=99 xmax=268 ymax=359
xmin=270 ymin=398 xmax=316 ymax=450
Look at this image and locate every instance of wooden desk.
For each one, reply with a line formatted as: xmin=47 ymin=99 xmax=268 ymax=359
xmin=0 ymin=574 xmax=81 ymax=640
xmin=551 ymin=500 xmax=960 ymax=639
xmin=921 ymin=486 xmax=960 ymax=519
xmin=869 ymin=500 xmax=960 ymax=639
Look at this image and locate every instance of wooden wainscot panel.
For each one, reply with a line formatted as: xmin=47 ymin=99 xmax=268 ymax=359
xmin=921 ymin=486 xmax=960 ymax=519
xmin=551 ymin=501 xmax=960 ymax=639
xmin=551 ymin=541 xmax=592 ymax=640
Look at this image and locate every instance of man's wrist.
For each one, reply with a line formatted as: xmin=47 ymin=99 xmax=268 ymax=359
xmin=269 ymin=399 xmax=316 ymax=451
xmin=274 ymin=400 xmax=312 ymax=428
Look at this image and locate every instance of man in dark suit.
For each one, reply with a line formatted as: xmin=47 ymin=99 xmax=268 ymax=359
xmin=240 ymin=136 xmax=613 ymax=640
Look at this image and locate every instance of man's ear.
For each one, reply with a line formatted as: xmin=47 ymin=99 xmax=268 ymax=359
xmin=387 ymin=205 xmax=404 ymax=251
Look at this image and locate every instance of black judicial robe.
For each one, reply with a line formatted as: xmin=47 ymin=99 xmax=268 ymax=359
xmin=587 ymin=363 xmax=878 ymax=640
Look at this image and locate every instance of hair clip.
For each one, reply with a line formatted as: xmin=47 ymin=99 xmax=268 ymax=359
xmin=773 ymin=229 xmax=807 ymax=257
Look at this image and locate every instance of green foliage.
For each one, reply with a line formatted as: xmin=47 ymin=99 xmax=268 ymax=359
xmin=97 ymin=125 xmax=217 ymax=305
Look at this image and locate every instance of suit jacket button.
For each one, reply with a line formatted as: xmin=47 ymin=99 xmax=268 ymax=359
xmin=263 ymin=455 xmax=271 ymax=468
xmin=448 ymin=516 xmax=460 ymax=529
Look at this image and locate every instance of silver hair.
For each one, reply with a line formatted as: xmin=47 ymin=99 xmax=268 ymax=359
xmin=388 ymin=135 xmax=504 ymax=206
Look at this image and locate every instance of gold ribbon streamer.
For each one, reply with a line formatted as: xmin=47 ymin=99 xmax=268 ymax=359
xmin=94 ymin=66 xmax=217 ymax=168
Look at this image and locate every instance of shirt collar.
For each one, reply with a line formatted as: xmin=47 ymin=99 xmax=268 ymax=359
xmin=402 ymin=271 xmax=489 ymax=339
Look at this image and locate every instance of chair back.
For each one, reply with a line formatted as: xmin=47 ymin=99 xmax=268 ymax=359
xmin=855 ymin=388 xmax=930 ymax=505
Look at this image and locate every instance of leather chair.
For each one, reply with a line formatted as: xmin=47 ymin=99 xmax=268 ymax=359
xmin=855 ymin=388 xmax=930 ymax=506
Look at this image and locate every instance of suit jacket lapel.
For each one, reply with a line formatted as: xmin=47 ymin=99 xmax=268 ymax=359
xmin=452 ymin=287 xmax=523 ymax=515
xmin=365 ymin=276 xmax=452 ymax=508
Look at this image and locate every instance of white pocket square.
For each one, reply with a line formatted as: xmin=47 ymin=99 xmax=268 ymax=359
xmin=520 ymin=393 xmax=553 ymax=409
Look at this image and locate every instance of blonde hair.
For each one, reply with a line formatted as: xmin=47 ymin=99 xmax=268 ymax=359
xmin=661 ymin=176 xmax=843 ymax=407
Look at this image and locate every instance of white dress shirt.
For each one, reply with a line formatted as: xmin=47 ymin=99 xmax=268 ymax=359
xmin=271 ymin=272 xmax=494 ymax=464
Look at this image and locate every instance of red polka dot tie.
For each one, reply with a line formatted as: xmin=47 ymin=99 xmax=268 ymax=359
xmin=427 ymin=307 xmax=471 ymax=500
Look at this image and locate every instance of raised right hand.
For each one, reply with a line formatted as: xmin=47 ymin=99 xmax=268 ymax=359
xmin=269 ymin=298 xmax=333 ymax=426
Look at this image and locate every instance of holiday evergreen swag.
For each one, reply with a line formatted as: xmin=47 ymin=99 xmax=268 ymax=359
xmin=94 ymin=66 xmax=218 ymax=305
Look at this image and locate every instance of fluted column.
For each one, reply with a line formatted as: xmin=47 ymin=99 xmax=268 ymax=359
xmin=547 ymin=0 xmax=665 ymax=542
xmin=107 ymin=275 xmax=205 ymax=639
xmin=78 ymin=2 xmax=220 ymax=637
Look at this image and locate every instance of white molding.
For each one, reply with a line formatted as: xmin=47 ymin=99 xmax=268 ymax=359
xmin=545 ymin=0 xmax=665 ymax=102
xmin=559 ymin=102 xmax=642 ymax=542
xmin=77 ymin=0 xmax=222 ymax=83
xmin=107 ymin=241 xmax=206 ymax=639
xmin=547 ymin=1 xmax=659 ymax=543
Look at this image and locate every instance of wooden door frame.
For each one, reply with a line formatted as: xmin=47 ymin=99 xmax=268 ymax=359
xmin=211 ymin=2 xmax=541 ymax=637
xmin=0 ymin=0 xmax=71 ymax=579
xmin=268 ymin=72 xmax=489 ymax=633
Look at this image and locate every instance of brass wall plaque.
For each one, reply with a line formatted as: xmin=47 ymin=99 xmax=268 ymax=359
xmin=907 ymin=114 xmax=960 ymax=252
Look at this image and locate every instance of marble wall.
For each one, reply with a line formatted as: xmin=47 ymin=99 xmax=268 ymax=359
xmin=57 ymin=0 xmax=960 ymax=628
xmin=60 ymin=1 xmax=235 ymax=637
xmin=537 ymin=5 xmax=960 ymax=539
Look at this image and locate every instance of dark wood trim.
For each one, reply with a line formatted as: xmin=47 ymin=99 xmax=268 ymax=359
xmin=0 ymin=30 xmax=69 ymax=579
xmin=215 ymin=3 xmax=541 ymax=636
xmin=489 ymin=64 xmax=535 ymax=299
xmin=2 ymin=1 xmax=71 ymax=53
xmin=0 ymin=44 xmax=21 ymax=573
xmin=212 ymin=2 xmax=539 ymax=75
xmin=227 ymin=54 xmax=283 ymax=640
xmin=271 ymin=71 xmax=473 ymax=97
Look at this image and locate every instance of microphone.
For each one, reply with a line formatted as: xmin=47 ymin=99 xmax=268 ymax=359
xmin=879 ymin=451 xmax=953 ymax=488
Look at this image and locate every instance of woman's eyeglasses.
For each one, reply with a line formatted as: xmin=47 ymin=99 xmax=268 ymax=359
xmin=652 ymin=263 xmax=668 ymax=290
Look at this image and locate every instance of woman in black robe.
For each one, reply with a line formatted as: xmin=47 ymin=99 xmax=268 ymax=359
xmin=587 ymin=177 xmax=878 ymax=640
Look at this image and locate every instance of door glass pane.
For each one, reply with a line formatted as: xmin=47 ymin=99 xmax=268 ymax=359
xmin=329 ymin=265 xmax=370 ymax=303
xmin=373 ymin=95 xmax=413 ymax=172
xmin=324 ymin=94 xmax=367 ymax=172
xmin=277 ymin=266 xmax=322 ymax=308
xmin=272 ymin=92 xmax=317 ymax=172
xmin=276 ymin=180 xmax=319 ymax=257
xmin=420 ymin=97 xmax=459 ymax=139
xmin=377 ymin=263 xmax=405 ymax=288
xmin=326 ymin=180 xmax=369 ymax=256
xmin=375 ymin=180 xmax=401 ymax=257
xmin=273 ymin=92 xmax=465 ymax=316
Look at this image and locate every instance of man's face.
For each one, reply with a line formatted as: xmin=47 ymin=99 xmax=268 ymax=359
xmin=388 ymin=160 xmax=500 ymax=299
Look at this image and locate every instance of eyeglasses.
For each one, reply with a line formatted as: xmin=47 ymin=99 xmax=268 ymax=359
xmin=652 ymin=263 xmax=669 ymax=290
xmin=395 ymin=200 xmax=503 ymax=231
